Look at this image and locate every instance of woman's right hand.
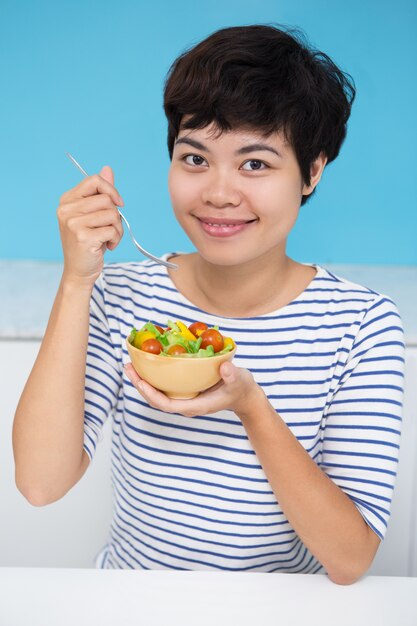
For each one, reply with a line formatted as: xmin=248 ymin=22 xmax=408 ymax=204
xmin=57 ymin=165 xmax=124 ymax=288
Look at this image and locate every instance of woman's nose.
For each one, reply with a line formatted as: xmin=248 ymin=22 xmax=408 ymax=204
xmin=201 ymin=171 xmax=241 ymax=207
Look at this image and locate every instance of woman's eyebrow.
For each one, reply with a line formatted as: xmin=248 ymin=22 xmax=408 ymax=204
xmin=174 ymin=137 xmax=283 ymax=158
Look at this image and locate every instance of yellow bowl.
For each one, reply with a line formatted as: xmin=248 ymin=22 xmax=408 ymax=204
xmin=126 ymin=338 xmax=237 ymax=399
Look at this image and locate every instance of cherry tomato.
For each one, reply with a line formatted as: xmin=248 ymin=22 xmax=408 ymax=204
xmin=132 ymin=330 xmax=155 ymax=349
xmin=189 ymin=321 xmax=208 ymax=337
xmin=167 ymin=344 xmax=187 ymax=356
xmin=200 ymin=329 xmax=224 ymax=353
xmin=154 ymin=325 xmax=165 ymax=334
xmin=141 ymin=338 xmax=163 ymax=354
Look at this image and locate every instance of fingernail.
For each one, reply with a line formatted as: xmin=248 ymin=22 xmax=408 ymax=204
xmin=117 ymin=195 xmax=124 ymax=206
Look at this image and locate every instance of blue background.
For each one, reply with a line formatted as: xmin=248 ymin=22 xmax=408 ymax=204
xmin=1 ymin=0 xmax=415 ymax=265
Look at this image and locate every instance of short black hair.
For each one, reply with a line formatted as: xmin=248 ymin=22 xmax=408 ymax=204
xmin=163 ymin=24 xmax=356 ymax=205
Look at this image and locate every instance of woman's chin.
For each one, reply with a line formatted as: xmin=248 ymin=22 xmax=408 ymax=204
xmin=195 ymin=246 xmax=260 ymax=268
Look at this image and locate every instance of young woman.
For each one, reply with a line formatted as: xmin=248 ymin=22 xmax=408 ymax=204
xmin=13 ymin=24 xmax=404 ymax=584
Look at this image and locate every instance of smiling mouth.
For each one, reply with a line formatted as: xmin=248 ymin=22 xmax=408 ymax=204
xmin=196 ymin=217 xmax=258 ymax=225
xmin=201 ymin=220 xmax=257 ymax=226
xmin=196 ymin=217 xmax=259 ymax=238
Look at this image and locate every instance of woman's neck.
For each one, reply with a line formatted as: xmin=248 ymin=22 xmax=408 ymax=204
xmin=168 ymin=250 xmax=315 ymax=318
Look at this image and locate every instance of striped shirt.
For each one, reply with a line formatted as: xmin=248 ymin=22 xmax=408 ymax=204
xmin=84 ymin=252 xmax=405 ymax=573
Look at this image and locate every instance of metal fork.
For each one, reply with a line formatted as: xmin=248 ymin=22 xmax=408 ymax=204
xmin=65 ymin=152 xmax=178 ymax=270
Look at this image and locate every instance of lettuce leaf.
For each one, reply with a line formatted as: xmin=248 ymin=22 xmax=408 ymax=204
xmin=143 ymin=322 xmax=161 ymax=337
xmin=187 ymin=337 xmax=203 ymax=353
xmin=167 ymin=319 xmax=181 ymax=333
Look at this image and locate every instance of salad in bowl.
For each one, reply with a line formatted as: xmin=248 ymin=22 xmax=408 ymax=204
xmin=126 ymin=319 xmax=237 ymax=399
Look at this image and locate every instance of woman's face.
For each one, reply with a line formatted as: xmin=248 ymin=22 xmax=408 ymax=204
xmin=168 ymin=119 xmax=325 ymax=267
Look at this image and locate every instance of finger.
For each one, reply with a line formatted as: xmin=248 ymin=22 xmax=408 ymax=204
xmin=61 ymin=193 xmax=121 ymax=216
xmin=124 ymin=364 xmax=157 ymax=398
xmin=138 ymin=380 xmax=222 ymax=417
xmin=65 ymin=210 xmax=123 ymax=246
xmin=92 ymin=216 xmax=123 ymax=248
xmin=124 ymin=364 xmax=223 ymax=417
xmin=89 ymin=225 xmax=121 ymax=248
xmin=72 ymin=208 xmax=123 ymax=234
xmin=124 ymin=362 xmax=142 ymax=385
xmin=62 ymin=172 xmax=123 ymax=207
xmin=124 ymin=365 xmax=183 ymax=412
xmin=99 ymin=165 xmax=114 ymax=187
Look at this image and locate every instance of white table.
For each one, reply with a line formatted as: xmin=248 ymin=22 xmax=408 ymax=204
xmin=1 ymin=568 xmax=416 ymax=626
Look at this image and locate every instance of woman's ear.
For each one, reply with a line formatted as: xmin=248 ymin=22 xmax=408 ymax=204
xmin=302 ymin=152 xmax=328 ymax=196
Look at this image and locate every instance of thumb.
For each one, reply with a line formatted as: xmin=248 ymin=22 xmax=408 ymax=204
xmin=99 ymin=165 xmax=115 ymax=186
xmin=220 ymin=360 xmax=237 ymax=383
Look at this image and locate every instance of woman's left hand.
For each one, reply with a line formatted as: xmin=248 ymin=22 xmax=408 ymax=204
xmin=124 ymin=360 xmax=264 ymax=418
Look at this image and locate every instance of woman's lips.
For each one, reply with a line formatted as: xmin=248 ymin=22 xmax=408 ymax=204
xmin=197 ymin=218 xmax=258 ymax=238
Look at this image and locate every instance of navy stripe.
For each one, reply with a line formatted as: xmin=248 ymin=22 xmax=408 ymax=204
xmin=350 ymin=497 xmax=388 ymax=527
xmin=323 ymin=448 xmax=399 ymax=463
xmin=322 ymin=462 xmax=397 ymax=477
xmin=323 ymin=424 xmax=401 ymax=436
xmin=325 ymin=410 xmax=401 ymax=421
xmin=349 ymin=369 xmax=404 ymax=379
xmin=323 ymin=436 xmax=399 ymax=450
xmin=335 ymin=383 xmax=403 ymax=393
xmin=325 ymin=472 xmax=394 ymax=490
xmin=331 ymin=397 xmax=402 ymax=408
xmin=90 ymin=291 xmax=106 ymax=321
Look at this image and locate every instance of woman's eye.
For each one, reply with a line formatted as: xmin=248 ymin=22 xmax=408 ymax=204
xmin=181 ymin=155 xmax=268 ymax=170
xmin=183 ymin=154 xmax=206 ymax=166
xmin=241 ymin=159 xmax=268 ymax=171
